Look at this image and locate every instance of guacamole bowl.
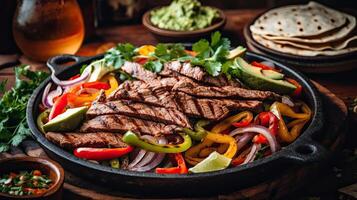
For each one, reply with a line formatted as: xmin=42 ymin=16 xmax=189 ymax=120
xmin=142 ymin=7 xmax=226 ymax=42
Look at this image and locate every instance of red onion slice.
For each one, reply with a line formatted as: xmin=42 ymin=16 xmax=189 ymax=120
xmin=229 ymin=125 xmax=279 ymax=153
xmin=42 ymin=83 xmax=52 ymax=108
xmin=131 ymin=137 xmax=167 ymax=172
xmin=128 ymin=149 xmax=146 ymax=169
xmin=51 ymin=67 xmax=91 ymax=87
xmin=282 ymin=95 xmax=295 ymax=107
xmin=46 ymin=86 xmax=63 ymax=107
xmin=243 ymin=144 xmax=261 ymax=164
xmin=236 ymin=132 xmax=255 ymax=152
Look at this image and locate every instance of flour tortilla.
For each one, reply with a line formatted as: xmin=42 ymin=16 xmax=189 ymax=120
xmin=250 ymin=1 xmax=347 ymax=37
xmin=253 ymin=34 xmax=357 ymax=56
xmin=261 ymin=35 xmax=357 ymax=51
xmin=259 ymin=14 xmax=356 ymax=44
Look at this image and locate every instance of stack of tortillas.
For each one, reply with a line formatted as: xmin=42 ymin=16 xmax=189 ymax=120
xmin=250 ymin=1 xmax=357 ymax=56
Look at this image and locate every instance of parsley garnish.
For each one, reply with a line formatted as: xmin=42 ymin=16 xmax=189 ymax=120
xmin=0 ymin=65 xmax=48 ymax=152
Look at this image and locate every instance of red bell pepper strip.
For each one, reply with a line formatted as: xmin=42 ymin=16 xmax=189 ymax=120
xmin=251 ymin=61 xmax=279 ymax=71
xmin=156 ymin=153 xmax=188 ymax=174
xmin=232 ymin=119 xmax=251 ymax=128
xmin=69 ymin=74 xmax=80 ymax=80
xmin=231 ymin=157 xmax=245 ymax=166
xmin=82 ymin=82 xmax=110 ymax=90
xmin=48 ymin=93 xmax=68 ymax=120
xmin=286 ymin=78 xmax=302 ymax=97
xmin=134 ymin=57 xmax=148 ymax=65
xmin=74 ymin=146 xmax=134 ymax=161
xmin=253 ymin=112 xmax=279 ymax=144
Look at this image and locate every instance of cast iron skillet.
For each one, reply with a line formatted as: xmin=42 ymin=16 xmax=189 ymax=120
xmin=27 ymin=52 xmax=326 ymax=197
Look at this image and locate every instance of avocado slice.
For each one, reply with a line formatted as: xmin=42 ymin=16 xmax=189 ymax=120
xmin=234 ymin=57 xmax=296 ymax=94
xmin=43 ymin=106 xmax=88 ymax=132
xmin=227 ymin=46 xmax=246 ymax=60
xmin=88 ymin=59 xmax=115 ymax=82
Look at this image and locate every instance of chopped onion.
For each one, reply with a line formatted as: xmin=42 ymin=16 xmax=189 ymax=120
xmin=42 ymin=82 xmax=52 ymax=108
xmin=51 ymin=67 xmax=90 ymax=87
xmin=229 ymin=125 xmax=279 ymax=153
xmin=282 ymin=95 xmax=295 ymax=107
xmin=46 ymin=86 xmax=63 ymax=107
xmin=260 ymin=61 xmax=275 ymax=68
xmin=243 ymin=144 xmax=261 ymax=164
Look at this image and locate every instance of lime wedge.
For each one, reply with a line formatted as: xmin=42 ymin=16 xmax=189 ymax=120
xmin=189 ymin=151 xmax=232 ymax=173
xmin=43 ymin=106 xmax=88 ymax=132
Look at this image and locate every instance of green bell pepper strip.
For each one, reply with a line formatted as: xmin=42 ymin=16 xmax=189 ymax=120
xmin=183 ymin=120 xmax=210 ymax=141
xmin=123 ymin=131 xmax=192 ymax=153
xmin=37 ymin=110 xmax=50 ymax=134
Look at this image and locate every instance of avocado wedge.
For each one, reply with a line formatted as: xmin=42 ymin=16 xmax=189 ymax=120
xmin=227 ymin=46 xmax=246 ymax=59
xmin=88 ymin=59 xmax=115 ymax=82
xmin=43 ymin=106 xmax=88 ymax=132
xmin=234 ymin=57 xmax=296 ymax=94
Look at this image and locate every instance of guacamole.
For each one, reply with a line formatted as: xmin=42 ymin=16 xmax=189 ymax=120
xmin=150 ymin=0 xmax=220 ymax=31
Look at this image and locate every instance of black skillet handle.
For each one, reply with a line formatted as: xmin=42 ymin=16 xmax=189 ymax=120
xmin=47 ymin=54 xmax=88 ymax=75
xmin=282 ymin=137 xmax=330 ymax=165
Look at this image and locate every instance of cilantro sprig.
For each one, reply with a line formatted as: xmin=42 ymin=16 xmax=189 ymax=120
xmin=189 ymin=32 xmax=231 ymax=76
xmin=0 ymin=65 xmax=48 ymax=152
xmin=144 ymin=43 xmax=187 ymax=73
xmin=104 ymin=43 xmax=136 ymax=69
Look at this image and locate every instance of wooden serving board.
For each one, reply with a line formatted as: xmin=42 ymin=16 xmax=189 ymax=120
xmin=0 ymin=82 xmax=348 ymax=200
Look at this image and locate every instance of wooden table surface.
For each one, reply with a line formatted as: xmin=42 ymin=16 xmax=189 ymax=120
xmin=0 ymin=9 xmax=357 ymax=199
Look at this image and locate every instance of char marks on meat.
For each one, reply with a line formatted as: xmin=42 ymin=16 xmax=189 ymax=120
xmin=45 ymin=132 xmax=127 ymax=150
xmin=80 ymin=115 xmax=179 ymax=136
xmin=87 ymin=100 xmax=191 ymax=128
xmin=172 ymin=78 xmax=280 ymax=100
xmin=160 ymin=61 xmax=241 ymax=87
xmin=121 ymin=61 xmax=158 ymax=82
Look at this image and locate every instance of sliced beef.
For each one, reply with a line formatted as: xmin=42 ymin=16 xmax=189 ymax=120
xmin=121 ymin=61 xmax=157 ymax=82
xmin=174 ymin=92 xmax=262 ymax=120
xmin=107 ymin=81 xmax=180 ymax=110
xmin=160 ymin=61 xmax=241 ymax=87
xmin=172 ymin=78 xmax=280 ymax=100
xmin=80 ymin=115 xmax=179 ymax=136
xmin=45 ymin=132 xmax=127 ymax=150
xmin=87 ymin=100 xmax=191 ymax=128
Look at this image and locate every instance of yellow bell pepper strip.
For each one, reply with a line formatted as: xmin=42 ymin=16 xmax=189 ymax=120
xmin=137 ymin=45 xmax=156 ymax=56
xmin=211 ymin=111 xmax=253 ymax=133
xmin=184 ymin=132 xmax=238 ymax=166
xmin=122 ymin=131 xmax=192 ymax=153
xmin=205 ymin=133 xmax=238 ymax=159
xmin=185 ymin=139 xmax=214 ymax=165
xmin=270 ymin=102 xmax=312 ymax=143
xmin=100 ymin=74 xmax=119 ymax=97
xmin=37 ymin=110 xmax=50 ymax=134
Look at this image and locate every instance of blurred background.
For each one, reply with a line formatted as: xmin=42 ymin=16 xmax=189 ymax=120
xmin=1 ymin=0 xmax=356 ymax=54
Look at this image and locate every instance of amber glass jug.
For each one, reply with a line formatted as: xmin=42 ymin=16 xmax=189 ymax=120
xmin=13 ymin=0 xmax=84 ymax=61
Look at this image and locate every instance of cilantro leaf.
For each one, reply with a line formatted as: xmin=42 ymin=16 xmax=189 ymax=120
xmin=104 ymin=43 xmax=136 ymax=69
xmin=190 ymin=31 xmax=231 ymax=76
xmin=144 ymin=60 xmax=163 ymax=73
xmin=0 ymin=65 xmax=48 ymax=152
xmin=0 ymin=80 xmax=6 ymax=94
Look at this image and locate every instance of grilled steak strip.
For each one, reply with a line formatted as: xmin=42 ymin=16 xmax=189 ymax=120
xmin=80 ymin=115 xmax=179 ymax=136
xmin=121 ymin=61 xmax=158 ymax=82
xmin=172 ymin=78 xmax=280 ymax=100
xmin=87 ymin=100 xmax=191 ymax=128
xmin=174 ymin=92 xmax=262 ymax=120
xmin=160 ymin=61 xmax=241 ymax=87
xmin=45 ymin=132 xmax=127 ymax=150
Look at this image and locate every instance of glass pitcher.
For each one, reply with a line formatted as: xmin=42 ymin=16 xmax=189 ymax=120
xmin=13 ymin=0 xmax=85 ymax=61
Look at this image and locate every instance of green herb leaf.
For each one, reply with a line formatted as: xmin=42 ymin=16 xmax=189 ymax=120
xmin=0 ymin=65 xmax=48 ymax=152
xmin=143 ymin=60 xmax=163 ymax=73
xmin=104 ymin=43 xmax=136 ymax=69
xmin=0 ymin=80 xmax=7 ymax=94
xmin=204 ymin=61 xmax=222 ymax=77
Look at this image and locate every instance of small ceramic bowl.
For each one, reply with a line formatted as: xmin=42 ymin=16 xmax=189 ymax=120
xmin=142 ymin=7 xmax=226 ymax=42
xmin=0 ymin=157 xmax=64 ymax=200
